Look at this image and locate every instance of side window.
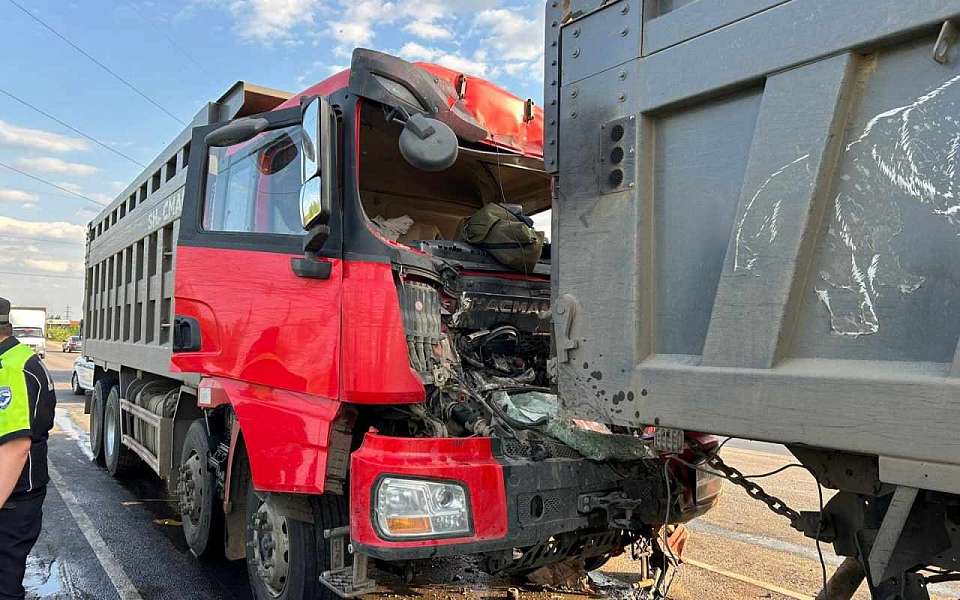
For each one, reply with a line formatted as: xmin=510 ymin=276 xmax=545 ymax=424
xmin=203 ymin=125 xmax=303 ymax=235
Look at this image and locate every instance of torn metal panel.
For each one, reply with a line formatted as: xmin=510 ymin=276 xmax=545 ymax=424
xmin=543 ymin=419 xmax=656 ymax=461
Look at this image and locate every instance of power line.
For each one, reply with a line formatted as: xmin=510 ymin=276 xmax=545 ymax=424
xmin=0 ymin=269 xmax=82 ymax=281
xmin=0 ymin=160 xmax=107 ymax=208
xmin=0 ymin=88 xmax=147 ymax=168
xmin=7 ymin=0 xmax=187 ymax=126
xmin=120 ymin=1 xmax=214 ymax=80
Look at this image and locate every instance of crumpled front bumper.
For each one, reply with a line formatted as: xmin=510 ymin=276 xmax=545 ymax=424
xmin=349 ymin=431 xmax=664 ymax=561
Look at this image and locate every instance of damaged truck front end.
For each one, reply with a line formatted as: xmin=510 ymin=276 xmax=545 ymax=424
xmin=337 ymin=49 xmax=722 ymax=590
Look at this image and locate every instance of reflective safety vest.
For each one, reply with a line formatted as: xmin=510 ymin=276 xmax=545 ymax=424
xmin=0 ymin=343 xmax=34 ymax=441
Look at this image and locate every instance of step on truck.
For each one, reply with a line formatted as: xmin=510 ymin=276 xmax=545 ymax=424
xmin=546 ymin=0 xmax=960 ymax=598
xmin=81 ymin=49 xmax=721 ymax=599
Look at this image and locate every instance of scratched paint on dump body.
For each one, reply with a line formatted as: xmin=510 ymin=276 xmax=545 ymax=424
xmin=278 ymin=63 xmax=544 ymax=159
xmin=815 ymin=69 xmax=960 ymax=337
xmin=350 ymin=433 xmax=508 ymax=548
xmin=171 ymin=245 xmax=342 ymax=399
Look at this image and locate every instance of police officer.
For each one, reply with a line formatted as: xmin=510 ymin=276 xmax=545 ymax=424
xmin=0 ymin=297 xmax=56 ymax=600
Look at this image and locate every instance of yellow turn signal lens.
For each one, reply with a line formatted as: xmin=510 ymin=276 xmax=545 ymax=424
xmin=385 ymin=516 xmax=432 ymax=535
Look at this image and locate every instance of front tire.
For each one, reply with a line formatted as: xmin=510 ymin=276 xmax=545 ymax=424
xmin=178 ymin=420 xmax=222 ymax=558
xmin=71 ymin=372 xmax=84 ymax=396
xmin=103 ymin=386 xmax=137 ymax=477
xmin=245 ymin=482 xmax=347 ymax=600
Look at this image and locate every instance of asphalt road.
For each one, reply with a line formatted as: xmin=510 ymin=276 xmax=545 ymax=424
xmin=26 ymin=346 xmax=957 ymax=600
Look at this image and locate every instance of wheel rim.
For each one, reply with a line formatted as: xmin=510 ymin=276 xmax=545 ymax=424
xmin=72 ymin=374 xmax=78 ymax=391
xmin=104 ymin=400 xmax=117 ymax=458
xmin=251 ymin=499 xmax=290 ymax=597
xmin=178 ymin=451 xmax=205 ymax=527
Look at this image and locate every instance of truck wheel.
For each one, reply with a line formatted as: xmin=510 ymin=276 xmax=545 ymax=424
xmin=178 ymin=420 xmax=222 ymax=558
xmin=245 ymin=483 xmax=347 ymax=600
xmin=71 ymin=372 xmax=84 ymax=396
xmin=103 ymin=386 xmax=137 ymax=477
xmin=90 ymin=380 xmax=111 ymax=465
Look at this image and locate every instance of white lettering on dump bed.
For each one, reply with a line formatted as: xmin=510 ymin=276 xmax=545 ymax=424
xmin=146 ymin=187 xmax=184 ymax=232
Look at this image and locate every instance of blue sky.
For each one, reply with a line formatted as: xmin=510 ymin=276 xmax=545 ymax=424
xmin=0 ymin=0 xmax=545 ymax=317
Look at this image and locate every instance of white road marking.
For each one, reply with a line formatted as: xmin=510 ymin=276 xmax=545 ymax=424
xmin=684 ymin=557 xmax=814 ymax=600
xmin=54 ymin=408 xmax=93 ymax=460
xmin=48 ymin=464 xmax=144 ymax=600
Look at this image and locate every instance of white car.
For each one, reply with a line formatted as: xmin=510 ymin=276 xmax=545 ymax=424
xmin=72 ymin=356 xmax=94 ymax=396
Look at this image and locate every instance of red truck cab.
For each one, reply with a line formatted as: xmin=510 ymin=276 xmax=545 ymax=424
xmin=86 ymin=48 xmax=718 ymax=600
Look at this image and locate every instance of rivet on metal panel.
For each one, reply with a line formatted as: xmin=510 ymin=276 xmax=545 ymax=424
xmin=551 ymin=40 xmax=558 ymax=47
xmin=570 ymin=111 xmax=578 ymax=119
xmin=572 ymin=28 xmax=581 ymax=38
xmin=551 ymin=60 xmax=558 ymax=66
xmin=570 ymin=89 xmax=579 ymax=98
xmin=620 ymin=3 xmax=630 ymax=15
xmin=618 ymin=93 xmax=627 ymax=102
xmin=933 ymin=20 xmax=958 ymax=64
xmin=552 ymin=20 xmax=558 ymax=28
xmin=620 ymin=28 xmax=629 ymax=37
xmin=572 ymin=48 xmax=581 ymax=58
xmin=619 ymin=71 xmax=627 ymax=81
xmin=551 ymin=1 xmax=557 ymax=6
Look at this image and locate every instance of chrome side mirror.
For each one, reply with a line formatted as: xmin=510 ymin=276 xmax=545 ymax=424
xmin=299 ymin=96 xmax=335 ymax=233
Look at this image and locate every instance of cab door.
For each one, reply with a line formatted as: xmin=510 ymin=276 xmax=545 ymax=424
xmin=171 ymin=106 xmax=342 ymax=399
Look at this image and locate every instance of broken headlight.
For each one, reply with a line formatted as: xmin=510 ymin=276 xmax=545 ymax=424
xmin=374 ymin=477 xmax=471 ymax=539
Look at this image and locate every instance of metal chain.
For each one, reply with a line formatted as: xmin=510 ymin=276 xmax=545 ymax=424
xmin=701 ymin=449 xmax=802 ymax=525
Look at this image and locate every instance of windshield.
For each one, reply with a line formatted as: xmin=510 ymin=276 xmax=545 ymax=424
xmin=70 ymin=336 xmax=81 ymax=342
xmin=13 ymin=327 xmax=43 ymax=338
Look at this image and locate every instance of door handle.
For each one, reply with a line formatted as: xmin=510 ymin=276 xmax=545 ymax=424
xmin=173 ymin=316 xmax=202 ymax=352
xmin=291 ymin=256 xmax=332 ymax=279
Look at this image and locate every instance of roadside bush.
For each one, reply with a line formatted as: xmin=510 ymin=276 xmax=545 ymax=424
xmin=47 ymin=324 xmax=80 ymax=342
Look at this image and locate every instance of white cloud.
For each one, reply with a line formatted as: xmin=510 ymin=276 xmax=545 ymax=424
xmin=0 ymin=189 xmax=38 ymax=204
xmin=397 ymin=42 xmax=489 ymax=76
xmin=0 ymin=120 xmax=90 ymax=153
xmin=473 ymin=7 xmax=544 ymax=82
xmin=403 ymin=20 xmax=452 ymax=40
xmin=207 ymin=0 xmax=323 ymax=42
xmin=15 ymin=157 xmax=99 ymax=177
xmin=23 ymin=258 xmax=83 ymax=274
xmin=325 ymin=0 xmax=386 ymax=56
xmin=0 ymin=216 xmax=86 ymax=241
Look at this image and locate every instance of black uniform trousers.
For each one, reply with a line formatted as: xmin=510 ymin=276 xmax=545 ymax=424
xmin=0 ymin=488 xmax=45 ymax=600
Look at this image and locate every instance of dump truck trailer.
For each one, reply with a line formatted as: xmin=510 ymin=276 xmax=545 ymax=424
xmin=81 ymin=50 xmax=720 ymax=599
xmin=546 ymin=0 xmax=960 ymax=597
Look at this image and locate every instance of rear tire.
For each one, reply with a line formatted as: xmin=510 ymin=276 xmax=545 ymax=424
xmin=104 ymin=386 xmax=137 ymax=477
xmin=71 ymin=372 xmax=84 ymax=396
xmin=178 ymin=420 xmax=222 ymax=559
xmin=90 ymin=380 xmax=110 ymax=465
xmin=245 ymin=481 xmax=347 ymax=600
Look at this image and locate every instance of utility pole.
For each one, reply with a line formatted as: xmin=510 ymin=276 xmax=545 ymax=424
xmin=64 ymin=305 xmax=71 ymax=320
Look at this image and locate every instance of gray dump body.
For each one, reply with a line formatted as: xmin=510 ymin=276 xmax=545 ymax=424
xmin=82 ymin=83 xmax=291 ymax=385
xmin=548 ymin=0 xmax=960 ymax=483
